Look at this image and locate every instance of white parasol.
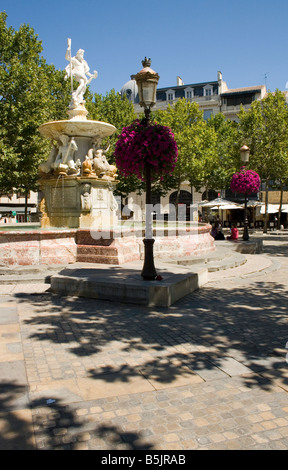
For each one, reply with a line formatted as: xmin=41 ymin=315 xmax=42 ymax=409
xmin=201 ymin=198 xmax=236 ymax=208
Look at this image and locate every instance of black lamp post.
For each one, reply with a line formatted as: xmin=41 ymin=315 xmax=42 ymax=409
xmin=240 ymin=145 xmax=250 ymax=241
xmin=135 ymin=58 xmax=160 ymax=280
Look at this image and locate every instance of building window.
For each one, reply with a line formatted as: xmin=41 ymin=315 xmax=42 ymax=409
xmin=203 ymin=109 xmax=213 ymax=120
xmin=203 ymin=85 xmax=213 ymax=97
xmin=166 ymin=89 xmax=175 ymax=102
xmin=185 ymin=87 xmax=194 ymax=100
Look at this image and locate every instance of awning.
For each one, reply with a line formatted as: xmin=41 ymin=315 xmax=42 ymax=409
xmin=216 ymin=204 xmax=244 ymax=210
xmin=280 ymin=205 xmax=288 ymax=213
xmin=0 ymin=206 xmax=34 ymax=213
xmin=202 ymin=198 xmax=235 ymax=208
xmin=259 ymin=204 xmax=284 ymax=214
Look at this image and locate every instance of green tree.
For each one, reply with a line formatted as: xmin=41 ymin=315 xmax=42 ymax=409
xmin=206 ymin=113 xmax=241 ymax=192
xmin=88 ymin=89 xmax=138 ymax=198
xmin=0 ymin=11 xmax=71 ymax=219
xmin=238 ymin=90 xmax=288 ymax=232
xmin=155 ymin=99 xmax=212 ymax=211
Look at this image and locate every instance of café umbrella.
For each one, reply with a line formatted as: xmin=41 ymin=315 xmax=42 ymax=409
xmin=211 ymin=203 xmax=244 ymax=210
xmin=202 ymin=197 xmax=236 ymax=209
xmin=202 ymin=198 xmax=244 ymax=225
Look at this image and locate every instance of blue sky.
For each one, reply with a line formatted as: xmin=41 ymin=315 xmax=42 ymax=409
xmin=2 ymin=0 xmax=288 ymax=96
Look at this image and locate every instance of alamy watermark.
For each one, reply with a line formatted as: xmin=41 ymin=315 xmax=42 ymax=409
xmin=89 ymin=200 xmax=201 ymax=240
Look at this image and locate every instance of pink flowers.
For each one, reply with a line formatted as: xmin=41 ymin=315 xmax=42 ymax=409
xmin=114 ymin=120 xmax=178 ymax=181
xmin=230 ymin=167 xmax=261 ymax=194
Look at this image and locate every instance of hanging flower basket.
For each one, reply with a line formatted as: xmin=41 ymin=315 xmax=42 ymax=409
xmin=114 ymin=120 xmax=178 ymax=181
xmin=230 ymin=167 xmax=261 ymax=194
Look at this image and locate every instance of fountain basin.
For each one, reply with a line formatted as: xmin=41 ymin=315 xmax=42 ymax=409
xmin=39 ymin=120 xmax=116 ymax=141
xmin=0 ymin=223 xmax=214 ymax=267
xmin=0 ymin=229 xmax=77 ymax=266
xmin=38 ymin=120 xmax=117 ymax=170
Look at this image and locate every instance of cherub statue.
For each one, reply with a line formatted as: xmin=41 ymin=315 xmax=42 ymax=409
xmin=51 ymin=135 xmax=79 ymax=174
xmin=65 ymin=38 xmax=98 ymax=106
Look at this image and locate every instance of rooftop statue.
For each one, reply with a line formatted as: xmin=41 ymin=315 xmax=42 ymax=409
xmin=65 ymin=38 xmax=98 ymax=106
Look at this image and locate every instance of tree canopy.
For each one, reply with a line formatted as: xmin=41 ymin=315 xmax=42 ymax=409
xmin=238 ymin=90 xmax=288 ymax=230
xmin=87 ymin=89 xmax=139 ymax=198
xmin=0 ymin=11 xmax=70 ymax=198
xmin=154 ymin=99 xmax=214 ymax=205
xmin=238 ymin=90 xmax=288 ymax=182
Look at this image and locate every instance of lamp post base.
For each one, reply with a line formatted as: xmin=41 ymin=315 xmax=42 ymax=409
xmin=141 ymin=238 xmax=157 ymax=280
xmin=243 ymin=226 xmax=249 ymax=241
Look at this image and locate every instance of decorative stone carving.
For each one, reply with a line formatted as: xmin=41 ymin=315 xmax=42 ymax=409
xmin=81 ymin=183 xmax=92 ymax=212
xmin=38 ymin=38 xmax=118 ymax=229
xmin=111 ymin=193 xmax=119 ymax=212
xmin=87 ymin=140 xmax=118 ymax=180
xmin=65 ymin=38 xmax=98 ymax=107
xmin=82 ymin=155 xmax=93 ymax=176
xmin=39 ymin=142 xmax=58 ymax=174
xmin=51 ymin=135 xmax=79 ymax=175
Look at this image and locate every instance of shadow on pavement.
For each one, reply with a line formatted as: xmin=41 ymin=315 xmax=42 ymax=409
xmin=15 ymin=275 xmax=288 ymax=393
xmin=0 ymin=381 xmax=35 ymax=450
xmin=0 ymin=382 xmax=152 ymax=450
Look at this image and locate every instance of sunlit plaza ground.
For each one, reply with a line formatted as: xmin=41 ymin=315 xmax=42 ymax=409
xmin=0 ymin=230 xmax=288 ymax=450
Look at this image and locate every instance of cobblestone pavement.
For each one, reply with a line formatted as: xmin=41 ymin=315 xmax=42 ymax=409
xmin=1 ymin=236 xmax=288 ymax=450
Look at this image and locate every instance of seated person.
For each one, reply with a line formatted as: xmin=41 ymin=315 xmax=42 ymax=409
xmin=211 ymin=222 xmax=218 ymax=238
xmin=211 ymin=221 xmax=225 ymax=240
xmin=227 ymin=223 xmax=239 ymax=241
xmin=215 ymin=227 xmax=225 ymax=240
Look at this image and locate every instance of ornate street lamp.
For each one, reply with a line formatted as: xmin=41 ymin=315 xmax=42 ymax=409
xmin=240 ymin=145 xmax=250 ymax=241
xmin=240 ymin=145 xmax=250 ymax=165
xmin=135 ymin=57 xmax=160 ymax=121
xmin=135 ymin=58 xmax=160 ymax=280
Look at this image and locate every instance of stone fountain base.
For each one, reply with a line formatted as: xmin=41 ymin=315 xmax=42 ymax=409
xmin=0 ymin=222 xmax=214 ymax=306
xmin=39 ymin=176 xmax=118 ymax=230
xmin=0 ymin=223 xmax=214 ymax=267
xmin=0 ymin=229 xmax=77 ymax=267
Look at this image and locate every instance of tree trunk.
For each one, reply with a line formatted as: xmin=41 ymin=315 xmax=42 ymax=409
xmin=278 ymin=181 xmax=283 ymax=230
xmin=175 ymin=181 xmax=181 ymax=221
xmin=263 ymin=178 xmax=269 ymax=233
xmin=24 ymin=190 xmax=29 ymax=223
xmin=203 ymin=185 xmax=209 ymax=222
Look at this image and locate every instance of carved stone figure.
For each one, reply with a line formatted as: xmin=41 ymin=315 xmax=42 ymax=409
xmin=111 ymin=193 xmax=119 ymax=212
xmin=52 ymin=135 xmax=78 ymax=174
xmin=82 ymin=155 xmax=93 ymax=176
xmin=80 ymin=183 xmax=92 ymax=211
xmin=87 ymin=140 xmax=117 ymax=180
xmin=39 ymin=142 xmax=58 ymax=174
xmin=65 ymin=38 xmax=98 ymax=106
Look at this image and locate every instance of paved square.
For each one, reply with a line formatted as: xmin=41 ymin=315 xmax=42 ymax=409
xmin=1 ymin=235 xmax=288 ymax=450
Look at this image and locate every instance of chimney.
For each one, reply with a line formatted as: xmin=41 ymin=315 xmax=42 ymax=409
xmin=177 ymin=76 xmax=184 ymax=86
